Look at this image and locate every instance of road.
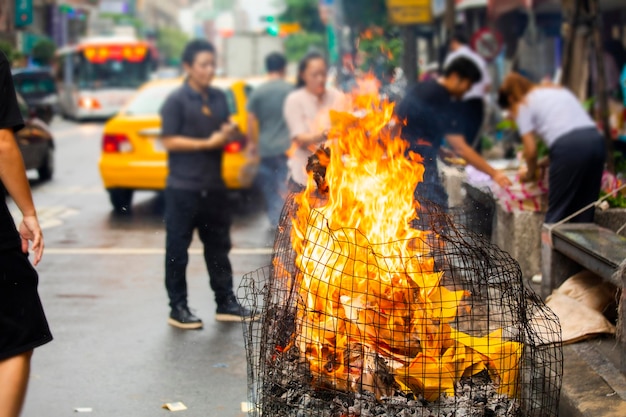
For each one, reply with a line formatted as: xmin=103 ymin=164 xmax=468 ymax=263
xmin=12 ymin=118 xmax=274 ymax=417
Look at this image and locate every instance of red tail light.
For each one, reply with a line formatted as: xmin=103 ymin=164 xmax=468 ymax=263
xmin=102 ymin=134 xmax=132 ymax=153
xmin=78 ymin=97 xmax=102 ymax=110
xmin=224 ymin=141 xmax=242 ymax=153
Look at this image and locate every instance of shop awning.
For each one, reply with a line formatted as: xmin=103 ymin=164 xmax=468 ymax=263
xmin=456 ymin=0 xmax=487 ymax=10
xmin=487 ymin=0 xmax=559 ymax=17
xmin=487 ymin=0 xmax=624 ymax=18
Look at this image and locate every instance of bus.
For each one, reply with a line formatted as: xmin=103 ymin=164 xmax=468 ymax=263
xmin=56 ymin=36 xmax=155 ymax=120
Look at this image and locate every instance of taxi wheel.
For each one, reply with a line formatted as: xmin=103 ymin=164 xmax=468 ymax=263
xmin=108 ymin=188 xmax=134 ymax=214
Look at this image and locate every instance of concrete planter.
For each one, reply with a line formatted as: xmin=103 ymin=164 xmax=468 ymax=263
xmin=595 ymin=208 xmax=626 ymax=236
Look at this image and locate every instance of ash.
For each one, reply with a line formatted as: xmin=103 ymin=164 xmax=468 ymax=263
xmin=261 ymin=349 xmax=520 ymax=417
xmin=267 ymin=382 xmax=520 ymax=417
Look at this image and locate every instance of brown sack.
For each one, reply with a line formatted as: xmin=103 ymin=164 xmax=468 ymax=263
xmin=546 ymin=292 xmax=615 ymax=344
xmin=555 ymin=270 xmax=618 ymax=316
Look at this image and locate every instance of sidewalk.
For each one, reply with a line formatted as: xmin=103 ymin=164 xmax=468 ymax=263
xmin=559 ymin=339 xmax=626 ymax=417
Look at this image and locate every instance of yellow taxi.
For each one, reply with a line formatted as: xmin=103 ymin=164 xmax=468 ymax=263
xmin=98 ymin=77 xmax=259 ymax=212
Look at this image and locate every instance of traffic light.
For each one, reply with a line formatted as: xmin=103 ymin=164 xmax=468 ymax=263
xmin=260 ymin=15 xmax=279 ymax=37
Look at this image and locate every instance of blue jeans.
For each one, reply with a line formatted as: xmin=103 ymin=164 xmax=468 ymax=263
xmin=257 ymin=155 xmax=288 ymax=228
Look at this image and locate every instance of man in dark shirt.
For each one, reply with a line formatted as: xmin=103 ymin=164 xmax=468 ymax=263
xmin=159 ymin=40 xmax=253 ymax=329
xmin=396 ymin=57 xmax=511 ymax=211
xmin=0 ymin=50 xmax=51 ymax=417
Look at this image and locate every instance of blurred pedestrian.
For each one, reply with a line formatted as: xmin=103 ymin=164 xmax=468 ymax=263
xmin=498 ymin=72 xmax=605 ymax=223
xmin=159 ymin=40 xmax=254 ymax=329
xmin=284 ymin=52 xmax=344 ymax=190
xmin=0 ymin=50 xmax=52 ymax=417
xmin=445 ymin=32 xmax=491 ymax=151
xmin=395 ymin=57 xmax=511 ymax=211
xmin=246 ymin=53 xmax=292 ymax=230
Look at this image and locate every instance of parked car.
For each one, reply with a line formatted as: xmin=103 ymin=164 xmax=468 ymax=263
xmin=11 ymin=67 xmax=59 ymax=124
xmin=15 ymin=93 xmax=55 ymax=181
xmin=98 ymin=77 xmax=259 ymax=213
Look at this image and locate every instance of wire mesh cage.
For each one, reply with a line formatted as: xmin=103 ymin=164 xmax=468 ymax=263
xmin=239 ymin=94 xmax=562 ymax=417
xmin=240 ymin=201 xmax=562 ymax=417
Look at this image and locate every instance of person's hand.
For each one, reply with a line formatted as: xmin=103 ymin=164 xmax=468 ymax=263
xmin=220 ymin=122 xmax=238 ymax=140
xmin=538 ymin=156 xmax=550 ymax=168
xmin=521 ymin=170 xmax=536 ymax=183
xmin=19 ymin=215 xmax=44 ymax=266
xmin=492 ymin=170 xmax=512 ymax=189
xmin=204 ymin=130 xmax=231 ymax=149
xmin=246 ymin=142 xmax=258 ymax=158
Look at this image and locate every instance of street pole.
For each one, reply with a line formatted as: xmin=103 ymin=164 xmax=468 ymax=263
xmin=560 ymin=0 xmax=582 ymax=89
xmin=402 ymin=26 xmax=418 ymax=87
xmin=444 ymin=0 xmax=456 ymax=42
xmin=589 ymin=0 xmax=615 ymax=172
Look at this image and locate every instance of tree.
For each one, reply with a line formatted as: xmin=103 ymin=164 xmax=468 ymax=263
xmin=357 ymin=27 xmax=403 ymax=82
xmin=31 ymin=39 xmax=56 ymax=66
xmin=0 ymin=41 xmax=16 ymax=63
xmin=280 ymin=0 xmax=324 ymax=33
xmin=342 ymin=0 xmax=388 ymax=31
xmin=285 ymin=32 xmax=326 ymax=62
xmin=99 ymin=13 xmax=145 ymax=35
xmin=156 ymin=27 xmax=190 ymax=66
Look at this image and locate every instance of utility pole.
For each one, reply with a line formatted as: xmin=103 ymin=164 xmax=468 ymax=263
xmin=561 ymin=0 xmax=614 ymax=172
xmin=589 ymin=0 xmax=614 ymax=172
xmin=560 ymin=0 xmax=582 ymax=90
xmin=402 ymin=25 xmax=418 ymax=87
xmin=2 ymin=0 xmax=17 ymax=45
xmin=444 ymin=0 xmax=456 ymax=44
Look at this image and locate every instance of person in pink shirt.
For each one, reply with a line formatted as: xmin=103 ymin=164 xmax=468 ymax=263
xmin=283 ymin=52 xmax=344 ymax=190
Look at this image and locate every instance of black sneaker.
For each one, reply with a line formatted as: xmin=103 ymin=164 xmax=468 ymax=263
xmin=216 ymin=295 xmax=257 ymax=322
xmin=168 ymin=306 xmax=203 ymax=330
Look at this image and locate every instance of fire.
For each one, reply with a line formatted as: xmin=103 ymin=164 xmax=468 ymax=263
xmin=288 ymin=93 xmax=522 ymax=402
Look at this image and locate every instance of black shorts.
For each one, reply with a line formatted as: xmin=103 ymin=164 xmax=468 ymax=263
xmin=0 ymin=249 xmax=52 ymax=361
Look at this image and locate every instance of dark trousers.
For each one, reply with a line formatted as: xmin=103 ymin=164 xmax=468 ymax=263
xmin=414 ymin=156 xmax=448 ymax=212
xmin=257 ymin=154 xmax=288 ymax=228
xmin=413 ymin=157 xmax=449 ymax=231
xmin=165 ymin=188 xmax=233 ymax=309
xmin=546 ymin=128 xmax=605 ymax=223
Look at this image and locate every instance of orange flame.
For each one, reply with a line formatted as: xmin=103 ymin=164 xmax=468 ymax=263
xmin=287 ymin=90 xmax=522 ymax=401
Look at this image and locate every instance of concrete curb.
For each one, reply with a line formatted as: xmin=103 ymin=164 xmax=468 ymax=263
xmin=559 ymin=343 xmax=626 ymax=417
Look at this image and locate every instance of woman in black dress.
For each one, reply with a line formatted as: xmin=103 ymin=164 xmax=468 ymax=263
xmin=0 ymin=50 xmax=52 ymax=417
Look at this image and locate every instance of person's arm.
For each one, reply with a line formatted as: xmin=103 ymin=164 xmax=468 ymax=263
xmin=245 ymin=90 xmax=259 ymax=146
xmin=0 ymin=129 xmax=44 ymax=264
xmin=246 ymin=112 xmax=258 ymax=144
xmin=520 ymin=132 xmax=538 ymax=182
xmin=513 ymin=99 xmax=538 ymax=182
xmin=293 ymin=131 xmax=327 ymax=146
xmin=447 ymin=134 xmax=512 ymax=188
xmin=283 ymin=92 xmax=327 ymax=147
xmin=161 ymin=131 xmax=230 ymax=152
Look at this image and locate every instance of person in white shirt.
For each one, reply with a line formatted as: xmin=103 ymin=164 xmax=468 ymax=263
xmin=444 ymin=32 xmax=491 ymax=151
xmin=498 ymin=72 xmax=605 ymax=223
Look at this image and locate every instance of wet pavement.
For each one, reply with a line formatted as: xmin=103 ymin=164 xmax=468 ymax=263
xmin=12 ymin=119 xmax=274 ymax=416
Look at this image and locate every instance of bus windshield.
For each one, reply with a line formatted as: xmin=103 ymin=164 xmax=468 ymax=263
xmin=77 ymin=57 xmax=151 ymax=89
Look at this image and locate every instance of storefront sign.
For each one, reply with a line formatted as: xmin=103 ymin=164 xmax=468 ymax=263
xmin=15 ymin=0 xmax=33 ymax=27
xmin=386 ymin=0 xmax=433 ymax=25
